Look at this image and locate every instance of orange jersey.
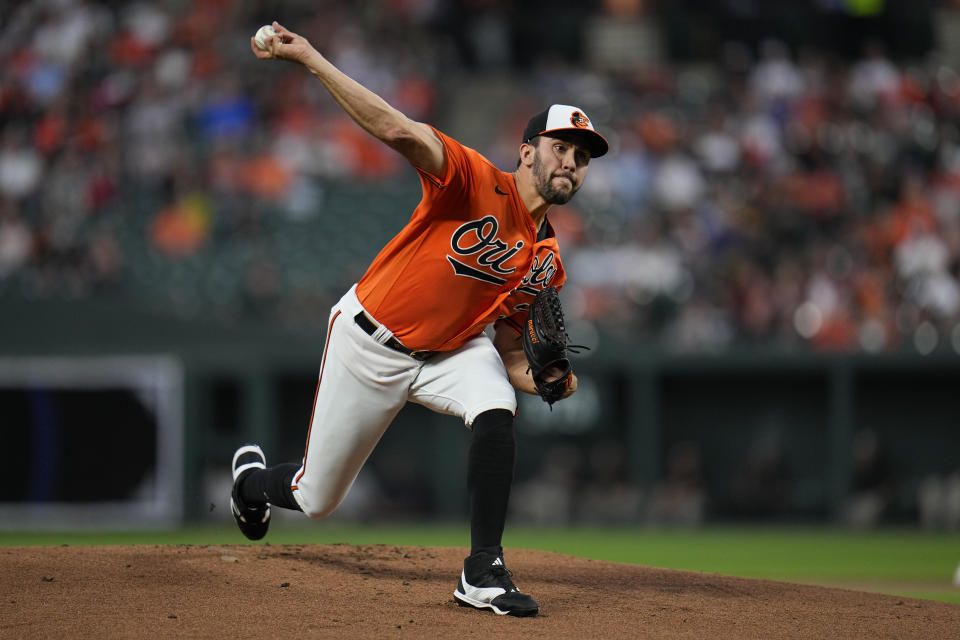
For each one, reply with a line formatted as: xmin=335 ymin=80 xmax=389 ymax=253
xmin=356 ymin=128 xmax=566 ymax=352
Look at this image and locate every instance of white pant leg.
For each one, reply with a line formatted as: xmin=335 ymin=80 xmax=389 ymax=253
xmin=409 ymin=332 xmax=517 ymax=427
xmin=291 ymin=287 xmax=420 ymax=518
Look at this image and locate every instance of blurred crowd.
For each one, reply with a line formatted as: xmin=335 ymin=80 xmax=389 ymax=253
xmin=4 ymin=0 xmax=960 ymax=354
xmin=562 ymin=38 xmax=960 ymax=356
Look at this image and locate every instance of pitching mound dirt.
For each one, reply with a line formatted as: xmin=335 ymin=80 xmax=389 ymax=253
xmin=3 ymin=544 xmax=958 ymax=639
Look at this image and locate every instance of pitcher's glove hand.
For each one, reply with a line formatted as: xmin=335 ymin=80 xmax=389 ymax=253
xmin=521 ymin=286 xmax=588 ymax=406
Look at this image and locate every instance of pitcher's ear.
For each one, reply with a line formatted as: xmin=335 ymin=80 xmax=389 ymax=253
xmin=518 ymin=139 xmax=537 ymax=168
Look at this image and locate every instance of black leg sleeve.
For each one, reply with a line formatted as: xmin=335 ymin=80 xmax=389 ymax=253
xmin=467 ymin=409 xmax=516 ymax=557
xmin=238 ymin=463 xmax=303 ymax=511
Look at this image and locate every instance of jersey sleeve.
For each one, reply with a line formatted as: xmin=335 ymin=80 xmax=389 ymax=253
xmin=414 ymin=127 xmax=483 ymax=200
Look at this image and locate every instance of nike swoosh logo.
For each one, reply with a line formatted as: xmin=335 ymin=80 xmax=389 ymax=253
xmin=494 ymin=185 xmax=509 ymax=196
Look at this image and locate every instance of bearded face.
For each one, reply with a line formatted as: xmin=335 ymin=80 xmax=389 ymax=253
xmin=531 ymin=145 xmax=581 ymax=205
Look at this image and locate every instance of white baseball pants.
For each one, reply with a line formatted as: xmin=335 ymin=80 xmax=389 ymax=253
xmin=290 ymin=285 xmax=517 ymax=518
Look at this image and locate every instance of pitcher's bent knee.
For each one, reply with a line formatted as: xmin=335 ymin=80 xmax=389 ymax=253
xmin=296 ymin=495 xmax=341 ymax=520
xmin=292 ymin=487 xmax=344 ymax=519
xmin=303 ymin=503 xmax=337 ymax=519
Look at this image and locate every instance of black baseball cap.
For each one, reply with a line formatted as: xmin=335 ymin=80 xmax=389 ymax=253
xmin=522 ymin=104 xmax=608 ymax=158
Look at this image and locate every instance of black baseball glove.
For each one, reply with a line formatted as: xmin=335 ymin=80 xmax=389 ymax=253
xmin=521 ymin=286 xmax=587 ymax=406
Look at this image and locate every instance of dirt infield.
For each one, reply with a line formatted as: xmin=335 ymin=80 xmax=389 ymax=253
xmin=3 ymin=544 xmax=958 ymax=639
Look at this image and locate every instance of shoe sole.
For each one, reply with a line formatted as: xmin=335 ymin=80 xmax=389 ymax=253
xmin=452 ymin=590 xmax=539 ymax=617
xmin=231 ymin=444 xmax=270 ymax=540
xmin=229 ymin=496 xmax=270 ymax=540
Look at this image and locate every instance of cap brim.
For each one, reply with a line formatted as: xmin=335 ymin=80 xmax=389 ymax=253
xmin=538 ymin=127 xmax=609 ymax=158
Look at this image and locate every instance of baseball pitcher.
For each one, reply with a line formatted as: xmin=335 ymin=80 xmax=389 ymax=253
xmin=231 ymin=21 xmax=608 ymax=617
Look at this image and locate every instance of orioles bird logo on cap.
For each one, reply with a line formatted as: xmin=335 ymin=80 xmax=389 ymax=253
xmin=570 ymin=111 xmax=590 ymax=129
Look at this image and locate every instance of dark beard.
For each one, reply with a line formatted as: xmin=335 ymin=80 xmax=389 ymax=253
xmin=532 ymin=150 xmax=577 ymax=205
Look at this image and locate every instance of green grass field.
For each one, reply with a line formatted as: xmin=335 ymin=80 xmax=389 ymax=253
xmin=2 ymin=524 xmax=957 ymax=604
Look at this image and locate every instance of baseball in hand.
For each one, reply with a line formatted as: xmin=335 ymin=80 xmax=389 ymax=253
xmin=254 ymin=24 xmax=278 ymax=51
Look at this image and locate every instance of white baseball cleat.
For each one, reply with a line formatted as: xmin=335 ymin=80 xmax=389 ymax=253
xmin=453 ymin=553 xmax=539 ymax=617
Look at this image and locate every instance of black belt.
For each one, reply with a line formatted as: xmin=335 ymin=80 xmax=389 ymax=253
xmin=354 ymin=312 xmax=434 ymax=361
